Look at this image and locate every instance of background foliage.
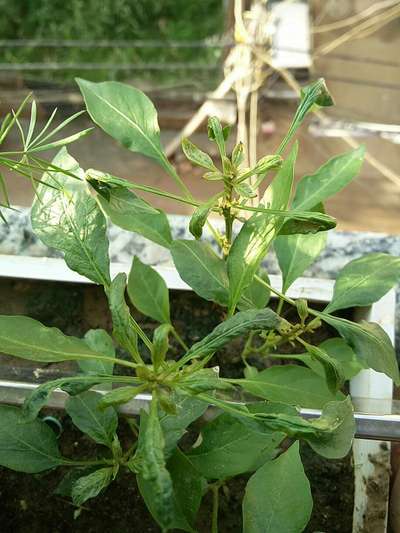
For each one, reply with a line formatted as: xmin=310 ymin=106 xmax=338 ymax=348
xmin=0 ymin=0 xmax=224 ymax=84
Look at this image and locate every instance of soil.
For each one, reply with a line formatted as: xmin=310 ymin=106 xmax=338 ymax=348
xmin=0 ymin=278 xmax=357 ymax=532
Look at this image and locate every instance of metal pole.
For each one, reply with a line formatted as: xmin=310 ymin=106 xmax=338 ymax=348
xmin=1 ymin=380 xmax=400 ymax=442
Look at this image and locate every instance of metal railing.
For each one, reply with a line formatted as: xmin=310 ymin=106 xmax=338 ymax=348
xmin=1 ymin=379 xmax=400 ymax=442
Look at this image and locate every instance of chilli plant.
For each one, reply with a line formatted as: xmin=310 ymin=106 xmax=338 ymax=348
xmin=0 ymin=78 xmax=399 ymax=532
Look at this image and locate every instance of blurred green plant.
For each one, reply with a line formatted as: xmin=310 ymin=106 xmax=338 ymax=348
xmin=0 ymin=0 xmax=224 ymax=84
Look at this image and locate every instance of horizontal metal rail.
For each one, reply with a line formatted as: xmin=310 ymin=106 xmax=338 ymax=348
xmin=1 ymin=380 xmax=399 ymax=442
xmin=0 ymin=62 xmax=220 ymax=72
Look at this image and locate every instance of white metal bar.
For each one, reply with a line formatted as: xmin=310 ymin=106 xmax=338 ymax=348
xmin=0 ymin=254 xmax=334 ymax=300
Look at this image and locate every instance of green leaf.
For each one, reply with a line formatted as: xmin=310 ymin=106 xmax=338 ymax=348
xmin=61 ymin=378 xmax=104 ymax=396
xmin=31 ymin=109 xmax=86 ymax=149
xmin=138 ymin=396 xmax=174 ymax=531
xmin=316 ymin=312 xmax=400 ymax=384
xmin=160 ymin=393 xmax=208 ymax=458
xmin=138 ymin=447 xmax=203 ymax=532
xmin=278 ymin=77 xmax=333 ymax=154
xmin=306 ymin=397 xmax=355 ymax=459
xmin=0 ymin=315 xmax=116 ymax=364
xmin=180 ymin=367 xmax=233 ymax=394
xmin=167 ymin=449 xmax=205 ymax=528
xmin=203 ymin=396 xmax=317 ymax=438
xmin=31 ymin=148 xmax=110 ymax=286
xmin=183 ymin=308 xmax=281 ymax=363
xmin=152 ymin=323 xmax=172 ymax=369
xmin=325 ymin=253 xmax=400 ymax=313
xmin=79 ymin=329 xmax=115 ymax=377
xmin=285 ymin=338 xmax=363 ymax=382
xmin=71 ymin=467 xmax=114 ymax=506
xmin=181 ymin=138 xmax=216 ymax=171
xmin=127 ymin=256 xmax=170 ymax=323
xmin=227 ymin=144 xmax=297 ymax=311
xmin=97 ymin=187 xmax=172 ymax=248
xmin=242 ymin=441 xmax=312 ymax=533
xmin=278 ymin=213 xmax=335 ymax=235
xmin=107 ymin=273 xmax=138 ymax=357
xmin=65 ymin=391 xmax=118 ymax=447
xmin=236 ymin=365 xmax=344 ymax=408
xmin=275 ymin=228 xmax=327 ymax=293
xmin=252 ymin=154 xmax=283 ymax=176
xmin=171 ymin=239 xmax=229 ymax=306
xmin=0 ymin=405 xmax=63 ymax=473
xmin=188 ymin=412 xmax=284 ymax=479
xmin=232 ymin=142 xmax=244 ymax=166
xmin=77 ymin=79 xmax=167 ymax=166
xmin=86 ymin=169 xmax=132 ymax=189
xmin=29 ymin=128 xmax=93 ymax=153
xmin=238 ymin=268 xmax=271 ymax=311
xmin=275 ymin=196 xmax=328 ymax=293
xmin=189 ymin=195 xmax=219 ymax=240
xmin=26 ymin=100 xmax=37 ymax=147
xmin=235 ymin=182 xmax=257 ymax=199
xmin=23 ymin=375 xmax=103 ymax=421
xmin=203 ymin=170 xmax=224 ymax=181
xmin=302 ymin=342 xmax=345 ymax=393
xmin=292 ymin=146 xmax=365 ymax=212
xmin=207 ymin=116 xmax=226 ymax=158
xmin=262 ymin=142 xmax=298 ymax=223
xmin=320 ymin=338 xmax=364 ymax=380
xmin=98 ymin=386 xmax=139 ymax=409
xmin=54 ymin=467 xmax=96 ymax=498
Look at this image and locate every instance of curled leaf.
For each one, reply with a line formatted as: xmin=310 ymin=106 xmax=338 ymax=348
xmin=152 ymin=323 xmax=173 ymax=370
xmin=181 ymin=138 xmax=216 ymax=171
xmin=189 ymin=195 xmax=219 ymax=239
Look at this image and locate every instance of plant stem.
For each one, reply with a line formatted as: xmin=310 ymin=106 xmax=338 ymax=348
xmin=60 ymin=458 xmax=115 ymax=467
xmin=211 ymin=484 xmax=220 ymax=533
xmin=129 ymin=316 xmax=153 ymax=355
xmin=171 ymin=327 xmax=189 ymax=351
xmin=276 ymin=298 xmax=285 ymax=316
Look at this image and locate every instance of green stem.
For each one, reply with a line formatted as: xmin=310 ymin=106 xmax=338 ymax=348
xmin=161 ymin=157 xmax=192 ymax=198
xmin=171 ymin=327 xmax=189 ymax=351
xmin=211 ymin=484 xmax=220 ymax=533
xmin=83 ymin=353 xmax=139 ymax=370
xmin=60 ymin=458 xmax=115 ymax=467
xmin=129 ymin=315 xmax=153 ymax=354
xmin=254 ymin=275 xmax=296 ymax=306
xmin=276 ymin=298 xmax=285 ymax=316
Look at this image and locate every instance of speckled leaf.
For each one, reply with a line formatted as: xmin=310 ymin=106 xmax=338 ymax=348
xmin=137 ymin=397 xmax=174 ymax=531
xmin=65 ymin=391 xmax=118 ymax=447
xmin=107 ymin=273 xmax=138 ymax=357
xmin=183 ymin=308 xmax=281 ymax=363
xmin=31 ymin=148 xmax=110 ymax=286
xmin=72 ymin=467 xmax=114 ymax=506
